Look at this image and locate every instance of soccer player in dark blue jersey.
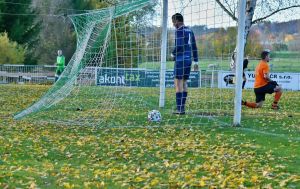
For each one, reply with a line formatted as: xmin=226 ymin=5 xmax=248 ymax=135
xmin=171 ymin=13 xmax=199 ymax=115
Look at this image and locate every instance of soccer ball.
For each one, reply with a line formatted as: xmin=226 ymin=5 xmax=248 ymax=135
xmin=148 ymin=110 xmax=161 ymax=122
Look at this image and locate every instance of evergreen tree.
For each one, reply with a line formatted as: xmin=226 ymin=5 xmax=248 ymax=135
xmin=0 ymin=0 xmax=40 ymax=64
xmin=33 ymin=0 xmax=76 ymax=65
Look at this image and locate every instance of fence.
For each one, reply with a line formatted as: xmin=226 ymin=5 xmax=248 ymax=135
xmin=1 ymin=64 xmax=299 ymax=90
xmin=0 ymin=64 xmax=219 ymax=87
xmin=0 ymin=64 xmax=56 ymax=84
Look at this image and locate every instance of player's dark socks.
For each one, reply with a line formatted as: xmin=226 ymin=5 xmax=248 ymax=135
xmin=242 ymin=81 xmax=246 ymax=89
xmin=176 ymin=92 xmax=183 ymax=112
xmin=182 ymin=91 xmax=187 ymax=112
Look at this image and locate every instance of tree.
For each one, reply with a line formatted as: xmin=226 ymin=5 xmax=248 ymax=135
xmin=33 ymin=0 xmax=157 ymax=66
xmin=72 ymin=0 xmax=157 ymax=68
xmin=272 ymin=43 xmax=288 ymax=51
xmin=30 ymin=0 xmax=114 ymax=65
xmin=32 ymin=0 xmax=76 ymax=65
xmin=0 ymin=32 xmax=26 ymax=64
xmin=216 ymin=0 xmax=300 ymax=65
xmin=73 ymin=0 xmax=109 ymax=10
xmin=0 ymin=0 xmax=40 ymax=64
xmin=245 ymin=30 xmax=263 ymax=57
xmin=196 ymin=27 xmax=256 ymax=58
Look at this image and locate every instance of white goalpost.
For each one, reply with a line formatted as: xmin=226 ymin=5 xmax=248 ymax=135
xmin=159 ymin=0 xmax=247 ymax=126
xmin=159 ymin=0 xmax=168 ymax=108
xmin=233 ymin=0 xmax=247 ymax=126
xmin=14 ymin=0 xmax=243 ymax=127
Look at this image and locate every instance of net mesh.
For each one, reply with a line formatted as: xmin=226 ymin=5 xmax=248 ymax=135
xmin=14 ymin=0 xmax=237 ymax=127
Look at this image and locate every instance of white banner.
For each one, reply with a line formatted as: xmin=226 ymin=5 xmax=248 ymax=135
xmin=218 ymin=71 xmax=300 ymax=91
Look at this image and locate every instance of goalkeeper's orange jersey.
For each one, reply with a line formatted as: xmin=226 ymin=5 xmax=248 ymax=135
xmin=254 ymin=60 xmax=269 ymax=88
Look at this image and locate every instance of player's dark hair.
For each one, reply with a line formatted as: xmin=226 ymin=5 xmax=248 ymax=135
xmin=243 ymin=59 xmax=249 ymax=69
xmin=261 ymin=50 xmax=270 ymax=59
xmin=172 ymin=13 xmax=184 ymax=22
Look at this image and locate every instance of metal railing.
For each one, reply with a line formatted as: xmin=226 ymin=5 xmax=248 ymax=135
xmin=0 ymin=64 xmax=56 ymax=84
xmin=1 ymin=64 xmax=299 ymax=90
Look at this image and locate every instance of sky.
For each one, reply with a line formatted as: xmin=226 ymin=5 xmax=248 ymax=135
xmin=151 ymin=0 xmax=300 ymax=28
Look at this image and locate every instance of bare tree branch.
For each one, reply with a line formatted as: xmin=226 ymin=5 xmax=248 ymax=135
xmin=252 ymin=5 xmax=300 ymax=24
xmin=215 ymin=0 xmax=237 ymax=21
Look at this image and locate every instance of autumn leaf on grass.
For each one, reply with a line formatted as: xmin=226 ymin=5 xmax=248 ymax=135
xmin=29 ymin=181 xmax=37 ymax=189
xmin=62 ymin=182 xmax=77 ymax=189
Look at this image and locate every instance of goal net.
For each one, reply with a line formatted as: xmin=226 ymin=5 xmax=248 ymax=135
xmin=15 ymin=0 xmax=238 ymax=127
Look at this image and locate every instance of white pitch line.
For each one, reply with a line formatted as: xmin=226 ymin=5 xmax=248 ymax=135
xmin=235 ymin=127 xmax=300 ymax=142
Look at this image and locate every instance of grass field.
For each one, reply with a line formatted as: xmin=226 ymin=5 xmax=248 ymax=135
xmin=138 ymin=56 xmax=300 ymax=72
xmin=0 ymin=84 xmax=299 ymax=188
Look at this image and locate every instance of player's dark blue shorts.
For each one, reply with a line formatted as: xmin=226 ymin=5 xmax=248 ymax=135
xmin=174 ymin=59 xmax=192 ymax=80
xmin=254 ymin=82 xmax=277 ymax=103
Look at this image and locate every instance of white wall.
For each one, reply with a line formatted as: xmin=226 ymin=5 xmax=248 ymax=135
xmin=218 ymin=71 xmax=300 ymax=91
